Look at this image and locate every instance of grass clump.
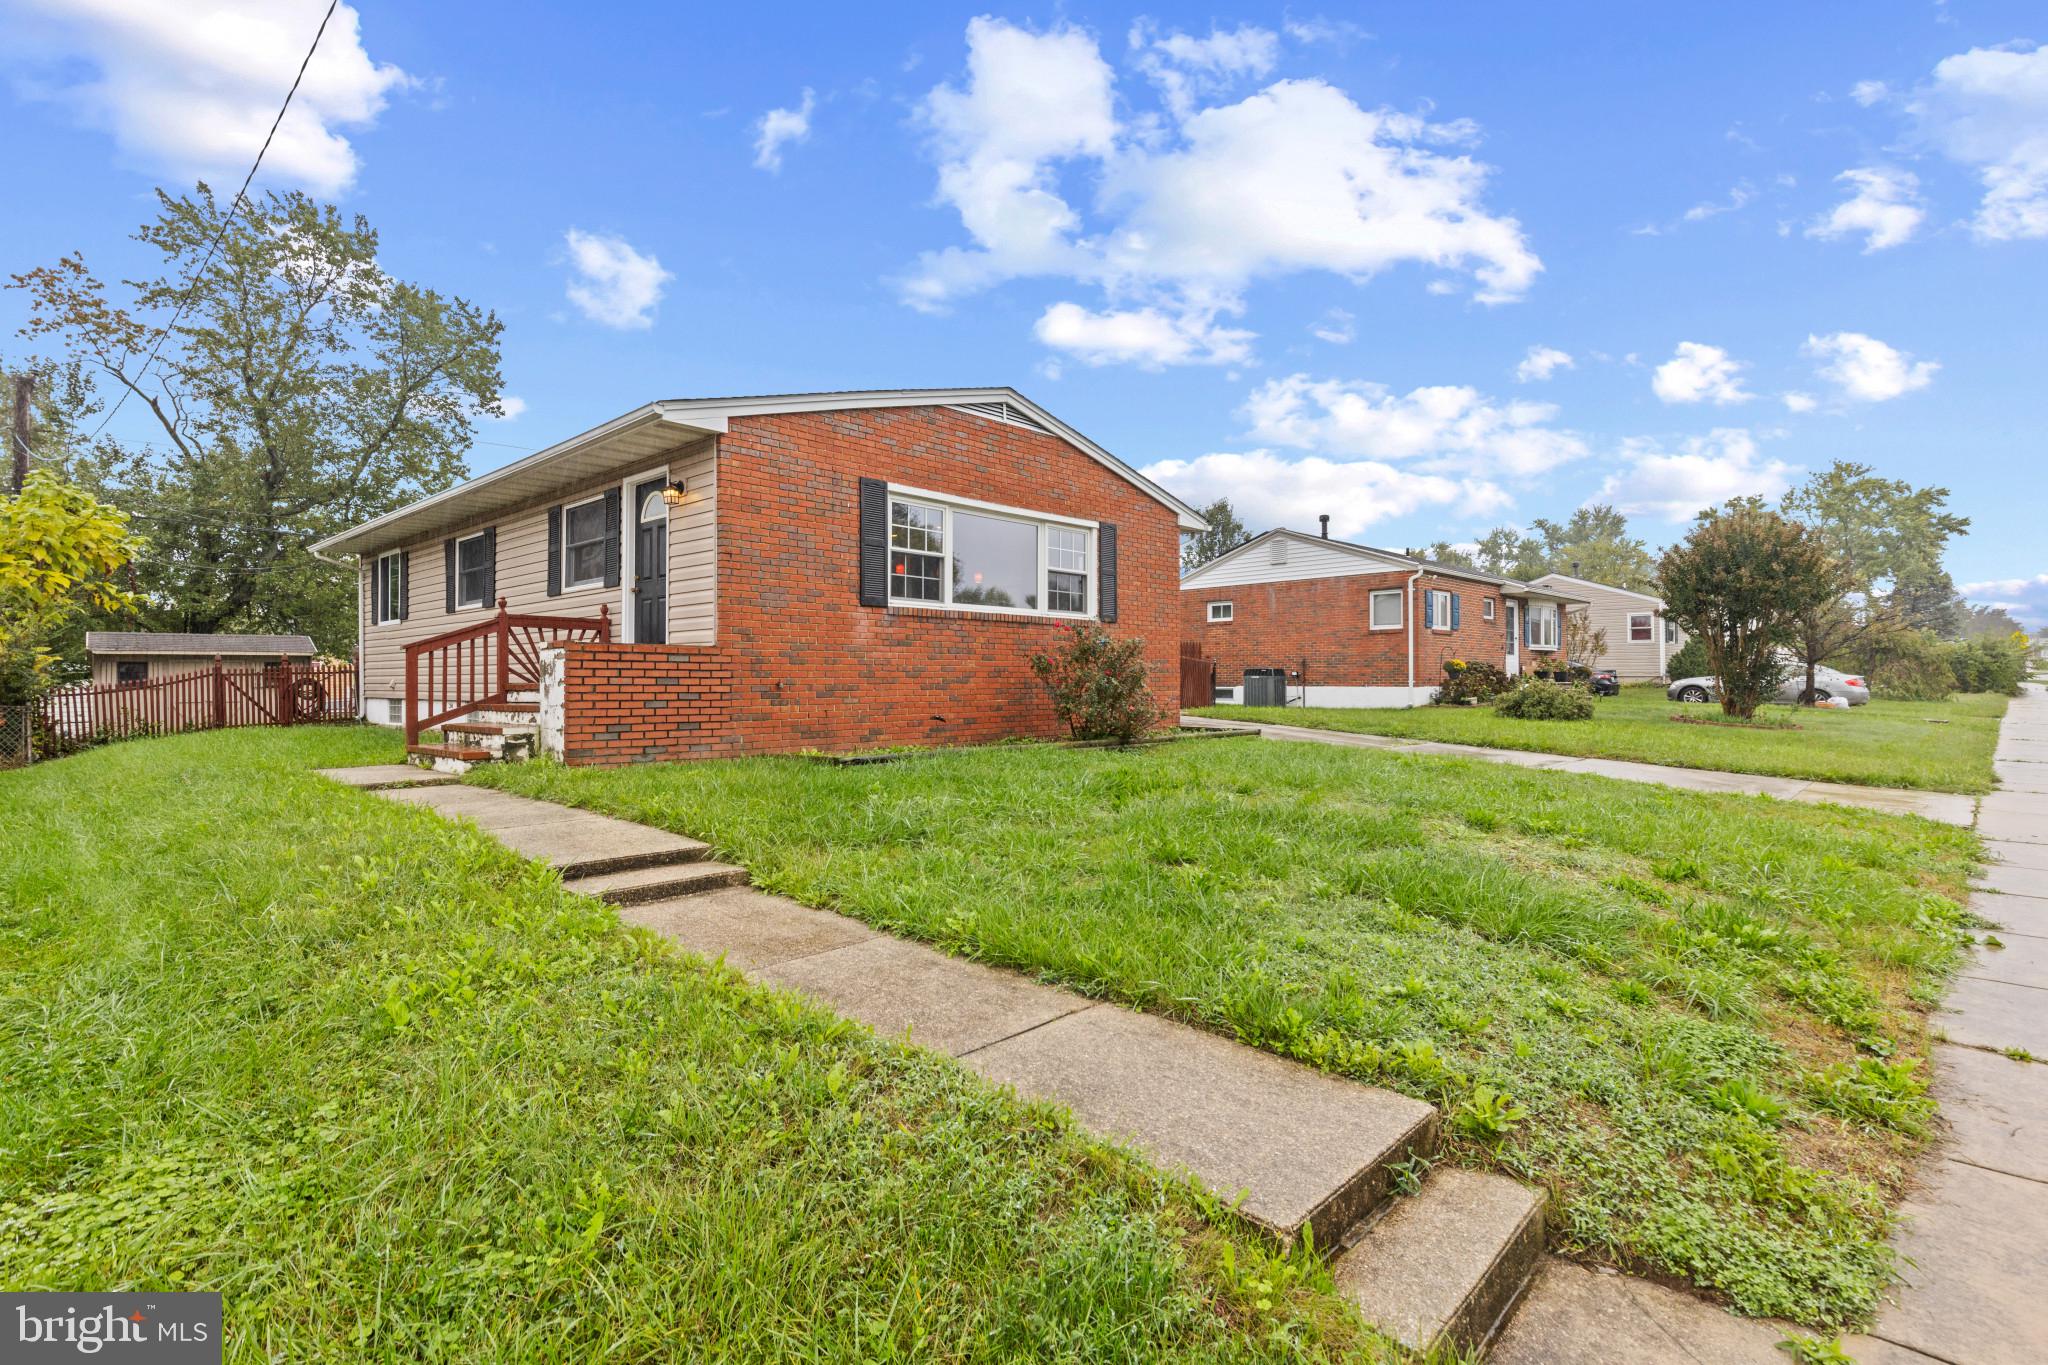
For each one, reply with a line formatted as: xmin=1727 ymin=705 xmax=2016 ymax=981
xmin=0 ymin=727 xmax=1394 ymax=1363
xmin=1198 ymin=684 xmax=2007 ymax=793
xmin=479 ymin=736 xmax=1983 ymax=1327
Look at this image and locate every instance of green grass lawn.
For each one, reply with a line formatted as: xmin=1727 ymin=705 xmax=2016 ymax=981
xmin=1193 ymin=686 xmax=2008 ymax=794
xmin=0 ymin=728 xmax=1395 ymax=1363
xmin=477 ymin=737 xmax=1986 ymax=1328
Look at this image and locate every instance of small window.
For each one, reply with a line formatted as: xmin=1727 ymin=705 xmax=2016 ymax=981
xmin=1369 ymin=588 xmax=1403 ymax=630
xmin=889 ymin=499 xmax=946 ymax=602
xmin=455 ymin=532 xmax=491 ymax=609
xmin=1426 ymin=589 xmax=1453 ymax=630
xmin=562 ymin=497 xmax=608 ymax=589
xmin=1046 ymin=525 xmax=1090 ymax=614
xmin=374 ymin=550 xmax=403 ymax=624
xmin=1665 ymin=618 xmax=1679 ymax=644
xmin=116 ymin=660 xmax=148 ymax=684
xmin=1483 ymin=597 xmax=1495 ymax=621
xmin=639 ymin=489 xmax=666 ymax=522
xmin=1629 ymin=612 xmax=1653 ymax=643
xmin=1207 ymin=601 xmax=1234 ymax=623
xmin=1529 ymin=605 xmax=1561 ymax=650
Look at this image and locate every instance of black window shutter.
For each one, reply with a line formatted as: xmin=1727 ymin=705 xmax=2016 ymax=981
xmin=481 ymin=527 xmax=497 ymax=608
xmin=602 ymin=488 xmax=623 ymax=589
xmin=443 ymin=538 xmax=456 ymax=613
xmin=1097 ymin=523 xmax=1118 ymax=623
xmin=858 ymin=477 xmax=888 ymax=606
xmin=398 ymin=550 xmax=410 ymax=621
xmin=546 ymin=506 xmax=563 ymax=597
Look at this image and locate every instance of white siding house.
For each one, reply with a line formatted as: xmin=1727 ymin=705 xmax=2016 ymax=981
xmin=1530 ymin=573 xmax=1686 ymax=681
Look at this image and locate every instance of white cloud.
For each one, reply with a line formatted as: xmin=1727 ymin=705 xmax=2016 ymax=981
xmin=903 ymin=18 xmax=1539 ymax=362
xmin=1803 ymin=331 xmax=1938 ymax=402
xmin=1651 ymin=342 xmax=1754 ymax=405
xmin=489 ymin=395 xmax=526 ymax=421
xmin=1805 ymin=167 xmax=1925 ymax=251
xmin=1682 ymin=181 xmax=1756 ymax=222
xmin=1961 ymin=573 xmax=2048 ymax=627
xmin=1910 ymin=41 xmax=2048 ymax=240
xmin=1130 ymin=21 xmax=1279 ymax=119
xmin=6 ymin=0 xmax=409 ymax=195
xmin=1851 ymin=79 xmax=1890 ymax=107
xmin=1241 ymin=373 xmax=1588 ymax=477
xmin=1034 ymin=301 xmax=1254 ymax=368
xmin=753 ymin=88 xmax=815 ymax=171
xmin=1139 ymin=449 xmax=1511 ymax=538
xmin=1515 ymin=345 xmax=1574 ymax=383
xmin=562 ymin=229 xmax=672 ymax=330
xmin=1596 ymin=429 xmax=1799 ymax=523
xmin=1311 ymin=308 xmax=1355 ymax=344
xmin=1782 ymin=391 xmax=1818 ymax=413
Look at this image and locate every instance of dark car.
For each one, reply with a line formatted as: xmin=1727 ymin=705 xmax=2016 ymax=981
xmin=1588 ymin=669 xmax=1620 ymax=697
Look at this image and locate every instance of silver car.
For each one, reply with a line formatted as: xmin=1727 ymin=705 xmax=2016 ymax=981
xmin=1667 ymin=662 xmax=1871 ymax=706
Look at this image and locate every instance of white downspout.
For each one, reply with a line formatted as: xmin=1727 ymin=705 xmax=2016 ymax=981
xmin=1405 ymin=566 xmax=1425 ymax=706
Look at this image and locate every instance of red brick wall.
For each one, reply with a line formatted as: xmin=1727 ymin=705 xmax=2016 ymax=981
xmin=1184 ymin=572 xmax=1536 ymax=695
xmin=557 ymin=641 xmax=740 ymax=766
xmin=701 ymin=405 xmax=1182 ymax=756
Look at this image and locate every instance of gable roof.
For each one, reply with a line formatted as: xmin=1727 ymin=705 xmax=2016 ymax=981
xmin=1183 ymin=528 xmax=1587 ymax=603
xmin=312 ymin=388 xmax=1206 ymax=558
xmin=86 ymin=631 xmax=317 ymax=657
xmin=1529 ymin=572 xmax=1665 ymax=607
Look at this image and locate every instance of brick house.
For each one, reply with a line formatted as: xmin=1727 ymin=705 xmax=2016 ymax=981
xmin=1181 ymin=528 xmax=1584 ymax=707
xmin=312 ymin=390 xmax=1203 ymax=765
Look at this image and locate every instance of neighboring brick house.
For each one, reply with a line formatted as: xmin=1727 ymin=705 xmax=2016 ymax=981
xmin=1181 ymin=529 xmax=1584 ymax=707
xmin=312 ymin=390 xmax=1202 ymax=764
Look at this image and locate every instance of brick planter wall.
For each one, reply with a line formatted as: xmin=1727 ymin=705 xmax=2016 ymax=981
xmin=554 ymin=640 xmax=740 ymax=766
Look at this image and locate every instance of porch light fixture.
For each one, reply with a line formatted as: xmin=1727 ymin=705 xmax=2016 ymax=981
xmin=659 ymin=478 xmax=689 ymax=507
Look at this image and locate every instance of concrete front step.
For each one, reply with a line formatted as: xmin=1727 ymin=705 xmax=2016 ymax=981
xmin=1332 ymin=1167 xmax=1545 ymax=1353
xmin=564 ymin=860 xmax=749 ymax=905
xmin=314 ymin=764 xmax=460 ymax=790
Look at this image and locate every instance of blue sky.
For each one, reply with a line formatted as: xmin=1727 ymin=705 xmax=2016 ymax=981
xmin=4 ymin=2 xmax=2046 ymax=620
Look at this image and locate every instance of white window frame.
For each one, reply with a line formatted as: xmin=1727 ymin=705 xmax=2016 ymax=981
xmin=374 ymin=550 xmax=402 ymax=624
xmin=1426 ymin=589 xmax=1454 ymax=632
xmin=454 ymin=531 xmax=491 ymax=610
xmin=886 ymin=484 xmax=1097 ymax=619
xmin=1207 ymin=601 xmax=1234 ymax=623
xmin=561 ymin=494 xmax=609 ymax=592
xmin=1529 ymin=604 xmax=1561 ymax=650
xmin=1483 ymin=596 xmax=1495 ymax=621
xmin=1628 ymin=611 xmax=1654 ymax=643
xmin=1369 ymin=588 xmax=1404 ymax=631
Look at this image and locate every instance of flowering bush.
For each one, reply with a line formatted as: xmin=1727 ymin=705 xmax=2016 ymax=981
xmin=1028 ymin=626 xmax=1164 ymax=744
xmin=1437 ymin=658 xmax=1513 ymax=704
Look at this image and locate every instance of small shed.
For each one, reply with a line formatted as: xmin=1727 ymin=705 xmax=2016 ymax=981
xmin=85 ymin=632 xmax=319 ymax=686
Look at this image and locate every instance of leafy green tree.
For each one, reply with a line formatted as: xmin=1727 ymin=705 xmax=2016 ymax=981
xmin=1961 ymin=604 xmax=2026 ymax=640
xmin=1460 ymin=505 xmax=1655 ymax=588
xmin=1658 ymin=499 xmax=1836 ymax=719
xmin=11 ymin=184 xmax=505 ymax=653
xmin=1181 ymin=497 xmax=1249 ymax=572
xmin=1408 ymin=540 xmax=1477 ymax=570
xmin=0 ymin=472 xmax=138 ymax=701
xmin=1783 ymin=462 xmax=1969 ymax=637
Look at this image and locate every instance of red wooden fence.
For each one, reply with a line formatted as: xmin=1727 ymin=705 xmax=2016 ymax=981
xmin=38 ymin=657 xmax=359 ymax=744
xmin=1179 ymin=641 xmax=1217 ymax=709
xmin=404 ymin=598 xmax=610 ymax=744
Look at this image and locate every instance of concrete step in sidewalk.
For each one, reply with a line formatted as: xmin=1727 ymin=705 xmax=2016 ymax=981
xmin=314 ymin=764 xmax=459 ymax=790
xmin=564 ymin=860 xmax=750 ymax=905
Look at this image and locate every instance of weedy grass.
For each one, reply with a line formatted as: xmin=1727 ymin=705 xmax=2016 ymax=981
xmin=479 ymin=735 xmax=1983 ymax=1327
xmin=0 ymin=727 xmax=1401 ymax=1363
xmin=1196 ymin=686 xmax=2007 ymax=794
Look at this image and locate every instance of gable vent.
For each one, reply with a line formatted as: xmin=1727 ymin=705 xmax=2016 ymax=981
xmin=1269 ymin=538 xmax=1290 ymax=565
xmin=950 ymin=399 xmax=1053 ymax=435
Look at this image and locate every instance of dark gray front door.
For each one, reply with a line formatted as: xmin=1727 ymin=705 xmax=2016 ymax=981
xmin=632 ymin=478 xmax=667 ymax=644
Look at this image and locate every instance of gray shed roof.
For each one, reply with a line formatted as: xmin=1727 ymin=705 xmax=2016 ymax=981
xmin=85 ymin=632 xmax=318 ymax=657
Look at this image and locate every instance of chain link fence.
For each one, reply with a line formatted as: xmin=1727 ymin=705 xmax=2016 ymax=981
xmin=0 ymin=704 xmax=30 ymax=769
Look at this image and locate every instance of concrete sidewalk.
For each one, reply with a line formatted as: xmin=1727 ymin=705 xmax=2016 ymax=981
xmin=1181 ymin=715 xmax=1979 ymax=826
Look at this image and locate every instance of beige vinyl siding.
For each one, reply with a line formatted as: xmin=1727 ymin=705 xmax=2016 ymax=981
xmin=358 ymin=443 xmax=716 ymax=700
xmin=88 ymin=653 xmax=309 ymax=687
xmin=1546 ymin=578 xmax=1685 ymax=680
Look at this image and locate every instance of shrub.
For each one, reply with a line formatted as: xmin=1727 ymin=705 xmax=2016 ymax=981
xmin=1436 ymin=658 xmax=1513 ymax=705
xmin=1866 ymin=629 xmax=1955 ymax=701
xmin=1666 ymin=638 xmax=1709 ymax=680
xmin=1028 ymin=626 xmax=1164 ymax=744
xmin=1948 ymin=635 xmax=2028 ymax=696
xmin=1495 ymin=678 xmax=1595 ymax=721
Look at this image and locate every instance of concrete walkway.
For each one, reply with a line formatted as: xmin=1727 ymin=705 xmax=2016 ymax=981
xmin=1181 ymin=714 xmax=1979 ymax=826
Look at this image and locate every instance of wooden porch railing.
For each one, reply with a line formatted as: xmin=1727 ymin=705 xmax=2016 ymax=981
xmin=404 ymin=599 xmax=611 ymax=744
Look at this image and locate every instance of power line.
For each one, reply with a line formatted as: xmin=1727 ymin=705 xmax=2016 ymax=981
xmin=85 ymin=0 xmax=342 ymax=445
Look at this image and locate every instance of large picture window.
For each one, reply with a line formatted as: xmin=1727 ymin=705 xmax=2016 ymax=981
xmin=887 ymin=491 xmax=1093 ymax=617
xmin=562 ymin=497 xmax=607 ymax=589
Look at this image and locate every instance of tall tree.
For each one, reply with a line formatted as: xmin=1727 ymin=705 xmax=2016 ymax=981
xmin=1782 ymin=462 xmax=1969 ymax=637
xmin=1962 ymin=604 xmax=2026 ymax=640
xmin=1659 ymin=498 xmax=1836 ymax=719
xmin=1181 ymin=497 xmax=1249 ymax=572
xmin=1408 ymin=540 xmax=1477 ymax=570
xmin=11 ymin=184 xmax=505 ymax=652
xmin=1459 ymin=506 xmax=1654 ymax=588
